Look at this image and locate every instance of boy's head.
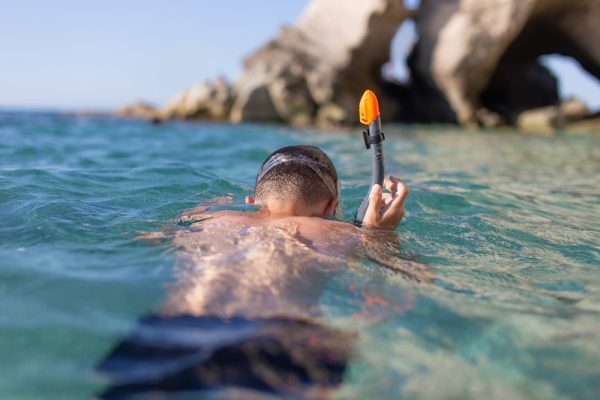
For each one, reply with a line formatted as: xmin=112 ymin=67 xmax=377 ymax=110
xmin=253 ymin=145 xmax=338 ymax=211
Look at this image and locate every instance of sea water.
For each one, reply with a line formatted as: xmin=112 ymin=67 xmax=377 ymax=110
xmin=0 ymin=112 xmax=598 ymax=399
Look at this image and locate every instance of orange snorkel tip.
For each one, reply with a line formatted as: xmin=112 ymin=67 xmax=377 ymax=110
xmin=359 ymin=89 xmax=380 ymax=126
xmin=355 ymin=89 xmax=385 ymax=224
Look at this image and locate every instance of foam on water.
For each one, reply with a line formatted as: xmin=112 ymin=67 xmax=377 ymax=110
xmin=0 ymin=112 xmax=599 ymax=399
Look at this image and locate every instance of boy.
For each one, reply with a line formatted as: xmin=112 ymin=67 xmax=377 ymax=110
xmin=184 ymin=144 xmax=408 ymax=229
xmin=98 ymin=145 xmax=411 ymax=399
xmin=164 ymin=145 xmax=410 ymax=318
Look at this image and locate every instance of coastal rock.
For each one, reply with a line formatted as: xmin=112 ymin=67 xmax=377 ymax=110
xmin=411 ymin=0 xmax=600 ymax=126
xmin=230 ymin=84 xmax=281 ymax=122
xmin=517 ymin=98 xmax=592 ymax=132
xmin=230 ymin=0 xmax=411 ymax=124
xmin=517 ymin=106 xmax=560 ymax=133
xmin=120 ymin=0 xmax=599 ymax=129
xmin=117 ymin=101 xmax=160 ymax=120
xmin=565 ymin=115 xmax=600 ymax=134
xmin=316 ymin=103 xmax=348 ymax=126
xmin=163 ymin=79 xmax=234 ymax=120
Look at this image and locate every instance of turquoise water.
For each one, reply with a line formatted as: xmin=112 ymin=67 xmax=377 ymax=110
xmin=1 ymin=112 xmax=599 ymax=399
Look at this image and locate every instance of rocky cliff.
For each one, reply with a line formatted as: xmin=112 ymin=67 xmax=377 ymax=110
xmin=162 ymin=79 xmax=234 ymax=121
xmin=123 ymin=0 xmax=599 ymax=130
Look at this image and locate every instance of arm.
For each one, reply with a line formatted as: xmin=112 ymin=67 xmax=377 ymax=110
xmin=358 ymin=229 xmax=434 ymax=283
xmin=136 ymin=195 xmax=236 ymax=244
xmin=358 ymin=177 xmax=434 ymax=281
xmin=177 ymin=195 xmax=235 ymax=222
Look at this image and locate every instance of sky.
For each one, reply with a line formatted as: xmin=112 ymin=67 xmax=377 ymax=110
xmin=0 ymin=0 xmax=598 ymax=111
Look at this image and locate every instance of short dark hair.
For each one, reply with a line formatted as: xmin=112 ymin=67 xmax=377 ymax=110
xmin=255 ymin=145 xmax=338 ymax=206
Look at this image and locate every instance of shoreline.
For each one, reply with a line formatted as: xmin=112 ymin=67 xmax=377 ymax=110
xmin=2 ymin=109 xmax=597 ymax=135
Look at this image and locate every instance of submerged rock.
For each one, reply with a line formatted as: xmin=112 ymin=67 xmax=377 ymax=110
xmin=230 ymin=0 xmax=411 ymax=125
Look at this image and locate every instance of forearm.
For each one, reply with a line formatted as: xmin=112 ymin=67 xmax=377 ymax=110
xmin=359 ymin=230 xmax=435 ymax=283
xmin=176 ymin=195 xmax=236 ymax=222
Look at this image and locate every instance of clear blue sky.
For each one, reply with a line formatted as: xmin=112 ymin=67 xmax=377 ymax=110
xmin=1 ymin=0 xmax=598 ymax=110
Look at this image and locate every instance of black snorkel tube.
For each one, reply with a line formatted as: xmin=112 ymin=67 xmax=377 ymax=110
xmin=355 ymin=90 xmax=385 ymax=225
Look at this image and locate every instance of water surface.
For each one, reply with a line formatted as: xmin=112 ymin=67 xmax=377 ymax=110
xmin=0 ymin=112 xmax=598 ymax=399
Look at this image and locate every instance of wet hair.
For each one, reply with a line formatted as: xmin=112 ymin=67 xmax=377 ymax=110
xmin=254 ymin=145 xmax=338 ymax=207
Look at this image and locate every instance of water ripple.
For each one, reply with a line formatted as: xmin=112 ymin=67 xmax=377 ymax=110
xmin=0 ymin=113 xmax=599 ymax=399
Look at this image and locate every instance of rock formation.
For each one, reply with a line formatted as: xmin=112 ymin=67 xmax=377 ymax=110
xmin=517 ymin=98 xmax=591 ymax=132
xmin=411 ymin=0 xmax=600 ymax=126
xmin=117 ymin=101 xmax=160 ymax=120
xmin=230 ymin=0 xmax=411 ymax=125
xmin=119 ymin=0 xmax=599 ymax=131
xmin=163 ymin=79 xmax=234 ymax=120
xmin=229 ymin=0 xmax=599 ymax=128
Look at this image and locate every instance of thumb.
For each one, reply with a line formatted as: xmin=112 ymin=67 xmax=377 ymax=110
xmin=363 ymin=184 xmax=383 ymax=226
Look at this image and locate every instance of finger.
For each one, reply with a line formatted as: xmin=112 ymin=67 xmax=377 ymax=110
xmin=383 ymin=176 xmax=399 ymax=193
xmin=364 ymin=184 xmax=383 ymax=225
xmin=389 ymin=175 xmax=402 ymax=185
xmin=382 ymin=193 xmax=393 ymax=206
xmin=388 ymin=181 xmax=409 ymax=213
xmin=396 ymin=180 xmax=408 ymax=202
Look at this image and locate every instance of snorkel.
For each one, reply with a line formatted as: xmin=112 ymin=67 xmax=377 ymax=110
xmin=355 ymin=90 xmax=385 ymax=225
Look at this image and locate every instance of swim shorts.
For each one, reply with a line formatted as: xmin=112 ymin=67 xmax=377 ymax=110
xmin=96 ymin=314 xmax=353 ymax=399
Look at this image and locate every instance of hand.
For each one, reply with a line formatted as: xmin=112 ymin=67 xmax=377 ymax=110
xmin=179 ymin=195 xmax=235 ymax=221
xmin=363 ymin=176 xmax=408 ymax=230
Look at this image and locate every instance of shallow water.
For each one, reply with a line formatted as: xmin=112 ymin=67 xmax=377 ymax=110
xmin=1 ymin=112 xmax=599 ymax=399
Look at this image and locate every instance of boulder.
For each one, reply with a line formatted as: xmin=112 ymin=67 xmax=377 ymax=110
xmin=516 ymin=98 xmax=592 ymax=132
xmin=316 ymin=103 xmax=348 ymax=126
xmin=230 ymin=0 xmax=411 ymax=124
xmin=565 ymin=115 xmax=600 ymax=134
xmin=163 ymin=79 xmax=234 ymax=120
xmin=560 ymin=98 xmax=592 ymax=124
xmin=517 ymin=106 xmax=560 ymax=133
xmin=411 ymin=0 xmax=600 ymax=126
xmin=230 ymin=84 xmax=281 ymax=123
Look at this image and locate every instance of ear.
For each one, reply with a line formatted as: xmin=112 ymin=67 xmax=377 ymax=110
xmin=325 ymin=198 xmax=339 ymax=217
xmin=245 ymin=196 xmax=255 ymax=205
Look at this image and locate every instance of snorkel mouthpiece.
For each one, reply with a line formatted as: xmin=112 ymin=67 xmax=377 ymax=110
xmin=355 ymin=90 xmax=385 ymax=224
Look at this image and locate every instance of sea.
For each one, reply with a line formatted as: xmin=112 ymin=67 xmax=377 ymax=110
xmin=0 ymin=111 xmax=599 ymax=399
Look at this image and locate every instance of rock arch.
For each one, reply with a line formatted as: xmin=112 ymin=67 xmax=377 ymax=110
xmin=410 ymin=0 xmax=600 ymax=126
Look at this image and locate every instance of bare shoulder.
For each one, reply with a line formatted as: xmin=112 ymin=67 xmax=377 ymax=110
xmin=293 ymin=217 xmax=359 ymax=233
xmin=280 ymin=217 xmax=361 ymax=242
xmin=188 ymin=210 xmax=261 ymax=227
xmin=191 ymin=211 xmax=360 ymax=239
xmin=186 ymin=209 xmax=361 ymax=242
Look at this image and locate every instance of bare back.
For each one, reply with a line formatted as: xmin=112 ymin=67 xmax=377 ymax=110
xmin=163 ymin=211 xmax=363 ymax=319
